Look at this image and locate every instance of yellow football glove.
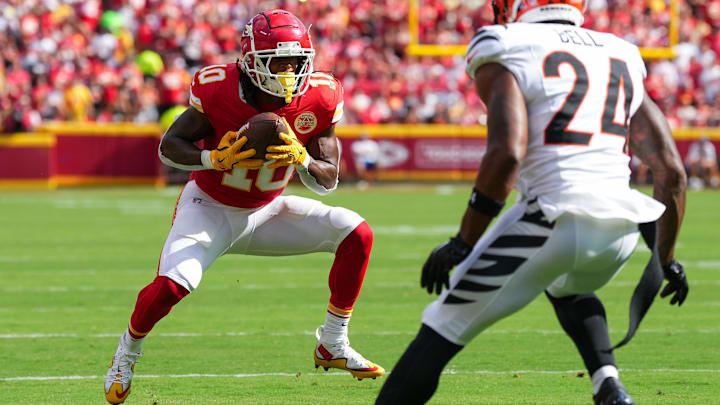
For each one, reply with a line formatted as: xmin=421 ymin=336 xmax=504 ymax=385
xmin=209 ymin=131 xmax=264 ymax=171
xmin=265 ymin=117 xmax=308 ymax=169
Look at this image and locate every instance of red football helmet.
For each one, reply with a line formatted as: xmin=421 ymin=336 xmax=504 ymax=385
xmin=240 ymin=9 xmax=315 ymax=101
xmin=492 ymin=0 xmax=586 ymax=26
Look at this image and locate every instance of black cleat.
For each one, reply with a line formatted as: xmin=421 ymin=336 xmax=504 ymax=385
xmin=593 ymin=377 xmax=635 ymax=405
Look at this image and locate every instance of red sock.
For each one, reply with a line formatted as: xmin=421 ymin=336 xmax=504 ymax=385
xmin=328 ymin=221 xmax=373 ymax=310
xmin=128 ymin=276 xmax=189 ymax=339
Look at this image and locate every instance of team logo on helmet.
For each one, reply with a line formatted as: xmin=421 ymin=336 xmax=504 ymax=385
xmin=294 ymin=112 xmax=317 ymax=134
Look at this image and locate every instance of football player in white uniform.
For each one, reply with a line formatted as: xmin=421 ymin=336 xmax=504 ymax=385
xmin=376 ymin=1 xmax=688 ymax=404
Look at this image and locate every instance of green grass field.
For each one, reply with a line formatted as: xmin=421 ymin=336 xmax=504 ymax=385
xmin=0 ymin=184 xmax=718 ymax=405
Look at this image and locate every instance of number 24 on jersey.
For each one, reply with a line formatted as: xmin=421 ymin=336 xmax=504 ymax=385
xmin=543 ymin=52 xmax=633 ymax=146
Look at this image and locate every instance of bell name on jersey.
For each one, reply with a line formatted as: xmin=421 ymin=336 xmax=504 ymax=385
xmin=466 ymin=23 xmax=665 ymax=224
xmin=188 ymin=64 xmax=344 ymax=209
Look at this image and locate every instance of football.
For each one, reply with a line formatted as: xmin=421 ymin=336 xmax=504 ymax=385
xmin=239 ymin=112 xmax=287 ymax=160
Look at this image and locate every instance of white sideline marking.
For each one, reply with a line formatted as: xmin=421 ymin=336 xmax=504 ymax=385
xmin=3 ymin=328 xmax=720 ymax=340
xmin=3 ymin=368 xmax=718 ymax=382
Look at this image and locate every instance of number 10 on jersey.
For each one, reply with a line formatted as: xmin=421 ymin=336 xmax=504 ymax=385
xmin=221 ymin=162 xmax=294 ymax=192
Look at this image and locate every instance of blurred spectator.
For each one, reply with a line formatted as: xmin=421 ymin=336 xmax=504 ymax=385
xmin=65 ymin=79 xmax=93 ymax=121
xmin=0 ymin=0 xmax=717 ymax=133
xmin=685 ymin=136 xmax=719 ymax=189
xmin=351 ymin=133 xmax=381 ymax=189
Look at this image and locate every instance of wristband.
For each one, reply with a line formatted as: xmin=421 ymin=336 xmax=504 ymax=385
xmin=200 ymin=150 xmax=214 ymax=170
xmin=468 ymin=187 xmax=505 ymax=217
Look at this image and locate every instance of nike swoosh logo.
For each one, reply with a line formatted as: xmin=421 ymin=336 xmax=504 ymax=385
xmin=117 ymin=386 xmax=130 ymax=399
xmin=108 ymin=383 xmax=130 ymax=399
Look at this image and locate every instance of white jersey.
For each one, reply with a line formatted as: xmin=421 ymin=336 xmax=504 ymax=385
xmin=466 ymin=23 xmax=664 ymax=223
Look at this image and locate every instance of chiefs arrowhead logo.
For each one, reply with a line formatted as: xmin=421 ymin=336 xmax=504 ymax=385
xmin=294 ymin=112 xmax=317 ymax=134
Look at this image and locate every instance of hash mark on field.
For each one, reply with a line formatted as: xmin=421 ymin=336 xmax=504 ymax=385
xmin=3 ymin=368 xmax=719 ymax=382
xmin=692 ymin=260 xmax=720 ymax=269
xmin=373 ymin=225 xmax=458 ymax=236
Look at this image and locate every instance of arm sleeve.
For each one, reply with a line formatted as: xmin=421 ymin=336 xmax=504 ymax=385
xmin=293 ymin=75 xmax=343 ymax=194
xmin=296 ymin=160 xmax=337 ymax=195
xmin=295 ymin=137 xmax=341 ymax=195
xmin=157 ymin=133 xmax=213 ymax=171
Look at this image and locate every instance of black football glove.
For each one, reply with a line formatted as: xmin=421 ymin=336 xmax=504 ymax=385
xmin=659 ymin=259 xmax=689 ymax=306
xmin=421 ymin=234 xmax=473 ymax=295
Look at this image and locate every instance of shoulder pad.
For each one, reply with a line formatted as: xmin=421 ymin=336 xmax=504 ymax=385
xmin=189 ymin=64 xmax=233 ymax=113
xmin=307 ymin=72 xmax=344 ymax=125
xmin=465 ymin=25 xmax=508 ymax=78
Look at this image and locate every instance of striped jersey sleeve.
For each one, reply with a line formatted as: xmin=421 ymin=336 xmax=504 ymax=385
xmin=189 ymin=69 xmax=205 ymax=113
xmin=465 ymin=25 xmax=507 ymax=78
xmin=464 ymin=24 xmax=542 ymax=99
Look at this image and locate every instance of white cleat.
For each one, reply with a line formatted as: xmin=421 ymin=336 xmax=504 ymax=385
xmin=313 ymin=325 xmax=385 ymax=380
xmin=104 ymin=343 xmax=141 ymax=404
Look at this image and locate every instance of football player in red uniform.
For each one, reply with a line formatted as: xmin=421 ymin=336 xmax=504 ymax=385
xmin=104 ymin=10 xmax=384 ymax=404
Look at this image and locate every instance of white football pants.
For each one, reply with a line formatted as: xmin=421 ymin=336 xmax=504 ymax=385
xmin=158 ymin=180 xmax=364 ymax=292
xmin=423 ymin=199 xmax=640 ymax=345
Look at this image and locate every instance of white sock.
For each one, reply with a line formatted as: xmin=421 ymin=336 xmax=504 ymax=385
xmin=591 ymin=365 xmax=619 ymax=395
xmin=322 ymin=305 xmax=352 ymax=344
xmin=121 ymin=330 xmax=144 ymax=353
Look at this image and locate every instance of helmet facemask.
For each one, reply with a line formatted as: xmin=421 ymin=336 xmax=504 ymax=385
xmin=241 ymin=27 xmax=315 ymax=103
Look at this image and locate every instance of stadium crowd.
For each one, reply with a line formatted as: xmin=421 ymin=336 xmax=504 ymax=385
xmin=0 ymin=0 xmax=719 ymax=133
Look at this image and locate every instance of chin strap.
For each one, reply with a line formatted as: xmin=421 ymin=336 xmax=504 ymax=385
xmin=277 ymin=72 xmax=296 ymax=103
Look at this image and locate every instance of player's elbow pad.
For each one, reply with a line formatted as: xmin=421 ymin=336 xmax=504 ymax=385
xmin=157 ymin=143 xmax=205 ymax=171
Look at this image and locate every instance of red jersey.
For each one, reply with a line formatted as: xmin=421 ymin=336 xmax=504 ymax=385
xmin=188 ymin=64 xmax=344 ymax=208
